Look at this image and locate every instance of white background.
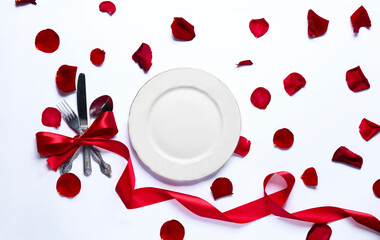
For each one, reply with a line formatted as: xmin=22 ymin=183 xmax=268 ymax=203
xmin=1 ymin=0 xmax=379 ymax=239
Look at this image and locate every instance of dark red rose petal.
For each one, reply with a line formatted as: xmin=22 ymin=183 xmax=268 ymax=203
xmin=132 ymin=43 xmax=152 ymax=72
xmin=273 ymin=128 xmax=294 ymax=149
xmin=332 ymin=146 xmax=363 ymax=169
xmin=359 ymin=118 xmax=380 ymax=141
xmin=35 ymin=29 xmax=60 ymax=53
xmin=346 ymin=66 xmax=370 ymax=92
xmin=15 ymin=0 xmax=36 ymax=5
xmin=301 ymin=167 xmax=318 ymax=186
xmin=307 ymin=10 xmax=329 ymax=38
xmin=373 ymin=179 xmax=380 ymax=198
xmin=41 ymin=107 xmax=61 ymax=127
xmin=236 ymin=60 xmax=253 ymax=67
xmin=210 ymin=177 xmax=233 ymax=200
xmin=234 ymin=136 xmax=251 ymax=157
xmin=283 ymin=72 xmax=306 ymax=96
xmin=56 ymin=173 xmax=81 ymax=198
xmin=249 ymin=18 xmax=269 ymax=38
xmin=351 ymin=6 xmax=371 ymax=33
xmin=56 ymin=65 xmax=77 ymax=93
xmin=171 ymin=17 xmax=196 ymax=41
xmin=250 ymin=87 xmax=271 ymax=109
xmin=160 ymin=220 xmax=185 ymax=240
xmin=306 ymin=223 xmax=332 ymax=240
xmin=99 ymin=1 xmax=116 ymax=15
xmin=90 ymin=48 xmax=106 ymax=66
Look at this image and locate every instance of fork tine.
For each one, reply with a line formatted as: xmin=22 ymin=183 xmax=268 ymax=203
xmin=62 ymin=100 xmax=76 ymax=120
xmin=56 ymin=102 xmax=67 ymax=120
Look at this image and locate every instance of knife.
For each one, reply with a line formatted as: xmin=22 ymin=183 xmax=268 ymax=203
xmin=77 ymin=73 xmax=91 ymax=176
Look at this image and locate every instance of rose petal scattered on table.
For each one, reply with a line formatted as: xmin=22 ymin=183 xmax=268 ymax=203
xmin=56 ymin=173 xmax=81 ymax=198
xmin=234 ymin=136 xmax=251 ymax=157
xmin=210 ymin=177 xmax=233 ymax=200
xmin=307 ymin=10 xmax=329 ymax=38
xmin=249 ymin=18 xmax=269 ymax=38
xmin=373 ymin=179 xmax=380 ymax=198
xmin=15 ymin=0 xmax=36 ymax=5
xmin=306 ymin=223 xmax=332 ymax=240
xmin=250 ymin=87 xmax=271 ymax=109
xmin=41 ymin=107 xmax=61 ymax=127
xmin=236 ymin=60 xmax=253 ymax=67
xmin=332 ymin=146 xmax=363 ymax=169
xmin=301 ymin=167 xmax=318 ymax=187
xmin=160 ymin=220 xmax=185 ymax=240
xmin=283 ymin=72 xmax=306 ymax=96
xmin=171 ymin=17 xmax=196 ymax=41
xmin=351 ymin=6 xmax=371 ymax=33
xmin=132 ymin=43 xmax=152 ymax=72
xmin=273 ymin=128 xmax=294 ymax=149
xmin=35 ymin=29 xmax=60 ymax=53
xmin=359 ymin=118 xmax=380 ymax=141
xmin=99 ymin=1 xmax=116 ymax=15
xmin=90 ymin=48 xmax=105 ymax=66
xmin=56 ymin=65 xmax=77 ymax=93
xmin=346 ymin=66 xmax=370 ymax=92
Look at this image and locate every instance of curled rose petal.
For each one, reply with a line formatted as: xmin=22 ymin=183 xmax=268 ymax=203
xmin=250 ymin=87 xmax=271 ymax=109
xmin=249 ymin=18 xmax=269 ymax=38
xmin=210 ymin=177 xmax=233 ymax=200
xmin=56 ymin=65 xmax=77 ymax=93
xmin=351 ymin=6 xmax=371 ymax=33
xmin=306 ymin=223 xmax=332 ymax=240
xmin=56 ymin=173 xmax=81 ymax=198
xmin=236 ymin=60 xmax=253 ymax=67
xmin=283 ymin=72 xmax=306 ymax=96
xmin=132 ymin=43 xmax=152 ymax=72
xmin=332 ymin=146 xmax=363 ymax=169
xmin=273 ymin=128 xmax=294 ymax=149
xmin=99 ymin=1 xmax=116 ymax=15
xmin=15 ymin=0 xmax=36 ymax=5
xmin=373 ymin=179 xmax=380 ymax=198
xmin=301 ymin=167 xmax=318 ymax=187
xmin=346 ymin=66 xmax=370 ymax=92
xmin=234 ymin=136 xmax=251 ymax=157
xmin=171 ymin=17 xmax=196 ymax=41
xmin=160 ymin=220 xmax=185 ymax=240
xmin=359 ymin=118 xmax=380 ymax=141
xmin=41 ymin=107 xmax=61 ymax=127
xmin=35 ymin=29 xmax=60 ymax=53
xmin=90 ymin=48 xmax=106 ymax=66
xmin=307 ymin=10 xmax=329 ymax=38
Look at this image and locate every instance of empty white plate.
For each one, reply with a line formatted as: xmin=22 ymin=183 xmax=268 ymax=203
xmin=128 ymin=68 xmax=241 ymax=181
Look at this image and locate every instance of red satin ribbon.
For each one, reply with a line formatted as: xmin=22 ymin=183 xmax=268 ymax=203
xmin=36 ymin=112 xmax=380 ymax=234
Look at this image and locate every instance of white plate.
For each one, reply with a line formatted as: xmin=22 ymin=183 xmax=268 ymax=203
xmin=128 ymin=68 xmax=241 ymax=181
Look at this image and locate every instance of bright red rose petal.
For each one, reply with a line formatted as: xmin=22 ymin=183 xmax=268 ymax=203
xmin=346 ymin=66 xmax=370 ymax=92
xmin=56 ymin=173 xmax=81 ymax=198
xmin=301 ymin=167 xmax=318 ymax=187
xmin=41 ymin=107 xmax=61 ymax=127
xmin=250 ymin=87 xmax=271 ymax=109
xmin=171 ymin=17 xmax=196 ymax=41
xmin=237 ymin=60 xmax=253 ymax=67
xmin=56 ymin=65 xmax=77 ymax=93
xmin=15 ymin=0 xmax=36 ymax=5
xmin=283 ymin=72 xmax=306 ymax=96
xmin=234 ymin=136 xmax=251 ymax=157
xmin=99 ymin=1 xmax=116 ymax=15
xmin=373 ymin=179 xmax=380 ymax=198
xmin=132 ymin=43 xmax=152 ymax=72
xmin=35 ymin=29 xmax=60 ymax=53
xmin=90 ymin=48 xmax=106 ymax=66
xmin=306 ymin=223 xmax=332 ymax=240
xmin=332 ymin=146 xmax=363 ymax=169
xmin=160 ymin=220 xmax=185 ymax=240
xmin=249 ymin=18 xmax=269 ymax=38
xmin=307 ymin=10 xmax=329 ymax=38
xmin=210 ymin=177 xmax=233 ymax=200
xmin=351 ymin=6 xmax=371 ymax=33
xmin=273 ymin=128 xmax=294 ymax=149
xmin=359 ymin=118 xmax=380 ymax=141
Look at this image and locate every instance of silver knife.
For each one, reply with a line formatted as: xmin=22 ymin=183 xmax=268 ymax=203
xmin=77 ymin=73 xmax=91 ymax=176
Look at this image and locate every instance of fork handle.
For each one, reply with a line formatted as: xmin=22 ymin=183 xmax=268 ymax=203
xmin=83 ymin=146 xmax=92 ymax=176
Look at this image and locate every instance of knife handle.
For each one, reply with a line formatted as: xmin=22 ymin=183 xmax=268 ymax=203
xmin=83 ymin=146 xmax=92 ymax=176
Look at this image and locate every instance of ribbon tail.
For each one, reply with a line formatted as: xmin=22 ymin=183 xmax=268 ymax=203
xmin=47 ymin=147 xmax=79 ymax=171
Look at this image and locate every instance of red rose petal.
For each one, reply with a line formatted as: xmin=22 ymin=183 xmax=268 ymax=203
xmin=132 ymin=43 xmax=152 ymax=72
xmin=273 ymin=128 xmax=294 ymax=149
xmin=41 ymin=107 xmax=61 ymax=127
xmin=307 ymin=10 xmax=329 ymax=38
xmin=234 ymin=136 xmax=251 ymax=157
xmin=99 ymin=1 xmax=116 ymax=15
xmin=332 ymin=146 xmax=363 ymax=169
xmin=306 ymin=223 xmax=332 ymax=240
xmin=56 ymin=65 xmax=78 ymax=93
xmin=359 ymin=118 xmax=380 ymax=141
xmin=236 ymin=60 xmax=253 ymax=67
xmin=301 ymin=167 xmax=318 ymax=187
xmin=56 ymin=173 xmax=81 ymax=198
xmin=160 ymin=220 xmax=185 ymax=240
xmin=171 ymin=17 xmax=196 ymax=41
xmin=351 ymin=6 xmax=371 ymax=33
xmin=249 ymin=18 xmax=269 ymax=38
xmin=35 ymin=29 xmax=60 ymax=53
xmin=210 ymin=177 xmax=233 ymax=200
xmin=283 ymin=72 xmax=306 ymax=96
xmin=250 ymin=87 xmax=271 ymax=109
xmin=373 ymin=179 xmax=380 ymax=198
xmin=346 ymin=66 xmax=370 ymax=92
xmin=90 ymin=48 xmax=106 ymax=66
xmin=15 ymin=0 xmax=36 ymax=5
